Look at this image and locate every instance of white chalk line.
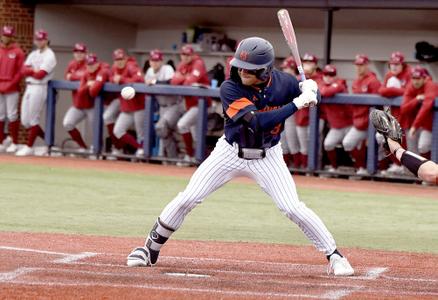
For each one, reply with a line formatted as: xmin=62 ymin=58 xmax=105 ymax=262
xmin=0 ymin=267 xmax=37 ymax=281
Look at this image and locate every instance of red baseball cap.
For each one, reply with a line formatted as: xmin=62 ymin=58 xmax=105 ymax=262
xmin=2 ymin=25 xmax=15 ymax=37
xmin=113 ymin=48 xmax=126 ymax=60
xmin=354 ymin=54 xmax=369 ymax=65
xmin=411 ymin=65 xmax=427 ymax=78
xmin=180 ymin=44 xmax=194 ymax=55
xmin=323 ymin=64 xmax=337 ymax=76
xmin=35 ymin=29 xmax=48 ymax=41
xmin=389 ymin=51 xmax=404 ymax=64
xmin=302 ymin=53 xmax=318 ymax=63
xmin=281 ymin=56 xmax=297 ymax=69
xmin=86 ymin=53 xmax=98 ymax=65
xmin=149 ymin=49 xmax=163 ymax=61
xmin=73 ymin=43 xmax=87 ymax=53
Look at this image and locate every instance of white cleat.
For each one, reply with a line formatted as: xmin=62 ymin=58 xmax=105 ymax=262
xmin=328 ymin=254 xmax=354 ymax=276
xmin=0 ymin=144 xmax=6 ymax=153
xmin=356 ymin=167 xmax=368 ymax=176
xmin=15 ymin=145 xmax=34 ymax=157
xmin=127 ymin=247 xmax=151 ymax=267
xmin=135 ymin=148 xmax=144 ymax=158
xmin=6 ymin=143 xmax=18 ymax=153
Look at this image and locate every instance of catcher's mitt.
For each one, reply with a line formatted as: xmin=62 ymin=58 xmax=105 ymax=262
xmin=369 ymin=108 xmax=403 ymax=152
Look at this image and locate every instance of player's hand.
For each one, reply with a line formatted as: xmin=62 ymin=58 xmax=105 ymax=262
xmin=113 ymin=74 xmax=122 ymax=84
xmin=87 ymin=80 xmax=95 ymax=87
xmin=409 ymin=127 xmax=417 ymax=137
xmin=299 ymin=79 xmax=318 ymax=97
xmin=416 ymin=94 xmax=425 ymax=102
xmin=293 ymin=90 xmax=317 ymax=109
xmin=66 ymin=73 xmax=72 ymax=81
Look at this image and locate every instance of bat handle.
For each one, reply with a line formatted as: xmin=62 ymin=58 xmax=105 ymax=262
xmin=297 ymin=65 xmax=306 ymax=82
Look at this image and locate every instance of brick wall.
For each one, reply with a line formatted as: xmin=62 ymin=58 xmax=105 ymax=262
xmin=0 ymin=0 xmax=35 ymax=143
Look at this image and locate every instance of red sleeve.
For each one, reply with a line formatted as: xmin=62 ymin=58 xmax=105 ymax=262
xmin=22 ymin=65 xmax=34 ymax=77
xmin=76 ymin=76 xmax=89 ymax=97
xmin=183 ymin=59 xmax=207 ymax=85
xmin=379 ymin=86 xmax=405 ymax=98
xmin=412 ymin=82 xmax=436 ymax=128
xmin=368 ymin=78 xmax=382 ymax=94
xmin=400 ymin=85 xmax=420 ymax=114
xmin=320 ymin=82 xmax=345 ymax=97
xmin=89 ymin=71 xmax=108 ymax=98
xmin=65 ymin=61 xmax=74 ymax=80
xmin=170 ymin=64 xmax=186 ymax=85
xmin=120 ymin=66 xmax=144 ymax=84
xmin=32 ymin=70 xmax=47 ymax=80
xmin=7 ymin=49 xmax=25 ymax=88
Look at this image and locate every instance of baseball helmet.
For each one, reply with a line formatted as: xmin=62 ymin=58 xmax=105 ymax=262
xmin=230 ymin=37 xmax=275 ymax=81
xmin=2 ymin=25 xmax=15 ymax=37
xmin=323 ymin=64 xmax=337 ymax=76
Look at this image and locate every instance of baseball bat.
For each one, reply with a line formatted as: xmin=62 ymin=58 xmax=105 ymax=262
xmin=277 ymin=9 xmax=306 ymax=81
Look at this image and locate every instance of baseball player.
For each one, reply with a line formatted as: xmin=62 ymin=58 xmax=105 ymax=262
xmin=144 ymin=49 xmax=182 ymax=160
xmin=110 ymin=49 xmax=145 ymax=157
xmin=127 ymin=37 xmax=354 ymax=276
xmin=63 ymin=53 xmax=108 ymax=150
xmin=319 ymin=64 xmax=352 ymax=172
xmin=294 ymin=53 xmax=323 ymax=168
xmin=342 ymin=55 xmax=381 ymax=175
xmin=0 ymin=25 xmax=24 ymax=153
xmin=371 ymin=109 xmax=437 ymax=185
xmin=279 ymin=56 xmax=300 ymax=168
xmin=171 ymin=44 xmax=210 ymax=165
xmin=400 ymin=66 xmax=437 ymax=159
xmin=378 ymin=51 xmax=411 ymax=175
xmin=16 ymin=29 xmax=56 ymax=157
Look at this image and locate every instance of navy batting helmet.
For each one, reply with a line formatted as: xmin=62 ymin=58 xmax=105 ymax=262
xmin=230 ymin=37 xmax=275 ymax=81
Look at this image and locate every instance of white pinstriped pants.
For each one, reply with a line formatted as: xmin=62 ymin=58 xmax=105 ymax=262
xmin=160 ymin=135 xmax=337 ymax=255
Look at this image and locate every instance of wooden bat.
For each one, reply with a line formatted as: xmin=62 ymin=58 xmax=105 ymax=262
xmin=277 ymin=9 xmax=306 ymax=81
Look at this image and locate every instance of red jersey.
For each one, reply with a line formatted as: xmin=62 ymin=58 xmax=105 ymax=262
xmin=401 ymin=79 xmax=437 ymax=131
xmin=74 ymin=63 xmax=109 ymax=109
xmin=65 ymin=59 xmax=87 ymax=81
xmin=319 ymin=78 xmax=352 ymax=129
xmin=351 ymin=72 xmax=381 ymax=130
xmin=171 ymin=55 xmax=210 ymax=109
xmin=295 ymin=71 xmax=323 ymax=126
xmin=110 ymin=63 xmax=145 ymax=112
xmin=0 ymin=42 xmax=25 ymax=93
xmin=378 ymin=65 xmax=411 ymax=119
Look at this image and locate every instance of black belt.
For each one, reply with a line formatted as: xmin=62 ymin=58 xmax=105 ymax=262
xmin=225 ymin=137 xmax=268 ymax=160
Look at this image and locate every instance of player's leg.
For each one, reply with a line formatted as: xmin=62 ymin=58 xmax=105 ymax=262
xmin=418 ymin=129 xmax=432 ymax=159
xmin=249 ymin=144 xmax=354 ymax=275
xmin=406 ymin=128 xmax=419 ymax=154
xmin=284 ymin=115 xmax=301 ymax=168
xmin=342 ymin=127 xmax=367 ymax=173
xmin=133 ymin=109 xmax=145 ymax=156
xmin=27 ymin=85 xmax=47 ymax=146
xmin=324 ymin=127 xmax=350 ymax=171
xmin=5 ymin=92 xmax=20 ymax=152
xmin=177 ymin=106 xmax=198 ymax=158
xmin=103 ymin=99 xmax=122 ymax=151
xmin=127 ymin=137 xmax=245 ymax=267
xmin=0 ymin=94 xmax=6 ymax=149
xmin=296 ymin=125 xmax=309 ymax=168
xmin=63 ymin=106 xmax=87 ymax=149
xmin=114 ymin=112 xmax=140 ymax=149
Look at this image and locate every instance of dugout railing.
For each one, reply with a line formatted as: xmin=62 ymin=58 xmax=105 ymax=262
xmin=45 ymin=80 xmax=438 ymax=176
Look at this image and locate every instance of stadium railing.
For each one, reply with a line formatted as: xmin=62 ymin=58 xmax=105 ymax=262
xmin=46 ymin=80 xmax=438 ymax=175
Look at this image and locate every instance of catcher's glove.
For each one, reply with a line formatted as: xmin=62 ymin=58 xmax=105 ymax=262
xmin=369 ymin=108 xmax=403 ymax=152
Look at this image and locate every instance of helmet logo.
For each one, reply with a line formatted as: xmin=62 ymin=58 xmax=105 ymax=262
xmin=240 ymin=51 xmax=249 ymax=61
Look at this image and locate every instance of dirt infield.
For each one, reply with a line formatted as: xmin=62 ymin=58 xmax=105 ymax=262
xmin=1 ymin=155 xmax=436 ymax=198
xmin=0 ymin=232 xmax=437 ymax=299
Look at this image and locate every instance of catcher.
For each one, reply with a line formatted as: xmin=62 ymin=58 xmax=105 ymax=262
xmin=370 ymin=109 xmax=438 ymax=185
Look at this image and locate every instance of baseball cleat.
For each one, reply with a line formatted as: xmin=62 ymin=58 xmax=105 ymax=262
xmin=6 ymin=143 xmax=18 ymax=153
xmin=127 ymin=247 xmax=151 ymax=267
xmin=15 ymin=145 xmax=34 ymax=157
xmin=327 ymin=254 xmax=354 ymax=276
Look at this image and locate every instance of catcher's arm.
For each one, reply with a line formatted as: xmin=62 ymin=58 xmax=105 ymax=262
xmin=369 ymin=108 xmax=402 ymax=153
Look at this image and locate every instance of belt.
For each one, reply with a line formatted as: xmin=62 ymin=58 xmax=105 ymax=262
xmin=26 ymin=82 xmax=47 ymax=86
xmin=225 ymin=137 xmax=268 ymax=160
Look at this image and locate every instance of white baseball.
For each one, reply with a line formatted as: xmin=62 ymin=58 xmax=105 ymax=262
xmin=121 ymin=86 xmax=136 ymax=100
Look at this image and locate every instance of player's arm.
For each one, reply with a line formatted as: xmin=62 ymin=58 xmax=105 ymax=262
xmin=182 ymin=60 xmax=206 ymax=85
xmin=170 ymin=65 xmax=185 ymax=85
xmin=400 ymin=86 xmax=421 ymax=114
xmin=319 ymin=81 xmax=345 ymax=98
xmin=388 ymin=139 xmax=438 ymax=185
xmin=410 ymin=82 xmax=436 ymax=134
xmin=34 ymin=50 xmax=56 ymax=80
xmin=5 ymin=49 xmax=25 ymax=89
xmin=89 ymin=71 xmax=108 ymax=98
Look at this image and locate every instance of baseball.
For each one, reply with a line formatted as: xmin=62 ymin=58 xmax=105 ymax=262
xmin=121 ymin=86 xmax=136 ymax=100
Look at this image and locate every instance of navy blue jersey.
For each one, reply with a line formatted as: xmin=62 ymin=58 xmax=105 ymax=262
xmin=220 ymin=69 xmax=301 ymax=148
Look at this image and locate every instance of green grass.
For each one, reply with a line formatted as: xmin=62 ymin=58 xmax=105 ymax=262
xmin=0 ymin=162 xmax=437 ymax=254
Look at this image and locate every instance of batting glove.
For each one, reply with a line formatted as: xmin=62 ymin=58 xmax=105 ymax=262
xmin=299 ymin=79 xmax=318 ymax=97
xmin=293 ymin=90 xmax=317 ymax=109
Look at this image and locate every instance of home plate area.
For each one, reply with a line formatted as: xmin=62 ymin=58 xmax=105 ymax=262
xmin=0 ymin=233 xmax=438 ymax=299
